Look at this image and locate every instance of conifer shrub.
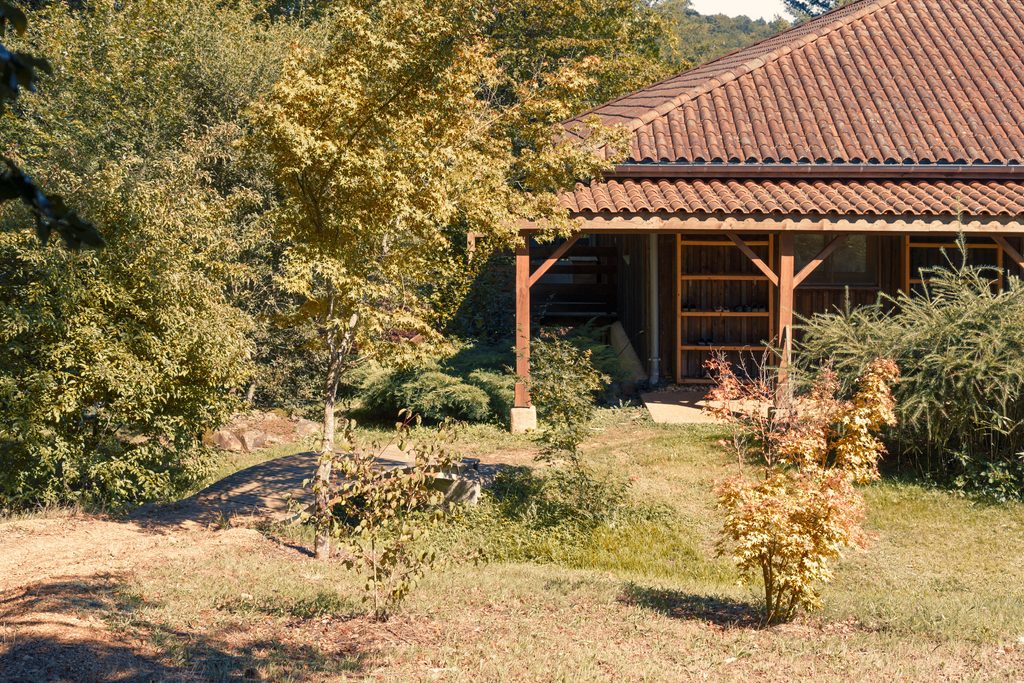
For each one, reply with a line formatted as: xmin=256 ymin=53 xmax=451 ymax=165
xmin=351 ymin=344 xmax=511 ymax=424
xmin=798 ymin=260 xmax=1024 ymax=500
xmin=352 ymin=329 xmax=620 ymax=426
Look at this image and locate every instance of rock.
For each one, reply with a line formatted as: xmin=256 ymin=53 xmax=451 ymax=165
xmin=293 ymin=419 xmax=320 ymax=440
xmin=239 ymin=430 xmax=267 ymax=452
xmin=209 ymin=429 xmax=244 ymax=452
xmin=439 ymin=477 xmax=481 ymax=505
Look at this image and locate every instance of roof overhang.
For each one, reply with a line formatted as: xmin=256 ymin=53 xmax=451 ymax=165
xmin=603 ymin=163 xmax=1024 ymax=181
xmin=521 ymin=212 xmax=1024 ymax=235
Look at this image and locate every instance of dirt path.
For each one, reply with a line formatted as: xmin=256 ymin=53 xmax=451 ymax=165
xmin=0 ymin=444 xmax=532 ymax=681
xmin=0 ymin=452 xmax=329 ymax=682
xmin=0 ymin=513 xmax=269 ymax=682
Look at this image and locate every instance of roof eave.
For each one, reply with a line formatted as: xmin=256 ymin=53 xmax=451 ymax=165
xmin=603 ymin=163 xmax=1024 ymax=181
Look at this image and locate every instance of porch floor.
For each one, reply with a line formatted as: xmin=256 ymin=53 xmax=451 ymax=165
xmin=641 ymin=389 xmax=723 ymax=425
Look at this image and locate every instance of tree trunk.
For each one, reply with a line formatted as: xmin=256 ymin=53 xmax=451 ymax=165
xmin=314 ymin=291 xmax=358 ymax=561
xmin=315 ymin=345 xmax=344 ymax=560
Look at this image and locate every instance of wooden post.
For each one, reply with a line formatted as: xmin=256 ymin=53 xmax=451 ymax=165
xmin=514 ymin=236 xmax=531 ymax=409
xmin=777 ymin=232 xmax=795 ymax=370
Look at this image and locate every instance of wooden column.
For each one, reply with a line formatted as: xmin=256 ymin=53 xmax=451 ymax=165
xmin=514 ymin=235 xmax=531 ymax=408
xmin=777 ymin=232 xmax=795 ymax=369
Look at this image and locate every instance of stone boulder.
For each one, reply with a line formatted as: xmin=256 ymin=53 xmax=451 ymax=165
xmin=207 ymin=429 xmax=244 ymax=452
xmin=206 ymin=410 xmax=322 ymax=453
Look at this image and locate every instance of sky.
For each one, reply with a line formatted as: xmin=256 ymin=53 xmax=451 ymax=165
xmin=690 ymin=0 xmax=790 ymax=20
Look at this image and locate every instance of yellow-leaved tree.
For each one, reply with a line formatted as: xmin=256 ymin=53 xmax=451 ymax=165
xmin=252 ymin=0 xmax=626 ymax=559
xmin=707 ymin=357 xmax=899 ymax=622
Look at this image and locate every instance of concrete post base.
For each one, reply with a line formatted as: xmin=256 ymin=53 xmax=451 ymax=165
xmin=510 ymin=406 xmax=537 ymax=434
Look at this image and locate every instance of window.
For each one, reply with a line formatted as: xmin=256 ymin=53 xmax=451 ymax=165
xmin=794 ymin=234 xmax=877 ymax=286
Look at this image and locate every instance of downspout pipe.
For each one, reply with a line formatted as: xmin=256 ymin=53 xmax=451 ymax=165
xmin=647 ymin=234 xmax=660 ymax=386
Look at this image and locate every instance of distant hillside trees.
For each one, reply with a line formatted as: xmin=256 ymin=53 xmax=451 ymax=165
xmin=660 ymin=0 xmax=790 ymax=65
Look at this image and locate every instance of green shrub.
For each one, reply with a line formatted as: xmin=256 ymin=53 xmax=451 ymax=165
xmin=797 ymin=258 xmax=1024 ymax=500
xmin=531 ymin=332 xmax=610 ymax=458
xmin=436 ymin=465 xmax=667 ymax=565
xmin=352 ymin=330 xmax=619 ymax=427
xmin=352 ymin=342 xmax=513 ymax=424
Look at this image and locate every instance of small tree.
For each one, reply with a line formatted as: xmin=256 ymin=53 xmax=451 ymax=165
xmin=253 ymin=0 xmax=623 ymax=559
xmin=708 ymin=356 xmax=899 ymax=622
xmin=320 ymin=416 xmax=459 ymax=620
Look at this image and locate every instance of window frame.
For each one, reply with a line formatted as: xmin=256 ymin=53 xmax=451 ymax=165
xmin=794 ymin=234 xmax=879 ymax=288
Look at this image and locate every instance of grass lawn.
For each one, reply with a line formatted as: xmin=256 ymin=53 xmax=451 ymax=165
xmin=5 ymin=408 xmax=1024 ymax=681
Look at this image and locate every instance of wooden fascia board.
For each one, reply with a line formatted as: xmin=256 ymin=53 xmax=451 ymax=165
xmin=520 ymin=213 xmax=1024 ymax=235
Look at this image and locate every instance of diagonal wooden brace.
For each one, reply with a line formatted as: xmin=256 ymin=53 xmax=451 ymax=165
xmin=993 ymin=235 xmax=1024 ymax=269
xmin=528 ymin=234 xmax=581 ymax=287
xmin=726 ymin=232 xmax=779 ymax=286
xmin=793 ymin=235 xmax=848 ymax=287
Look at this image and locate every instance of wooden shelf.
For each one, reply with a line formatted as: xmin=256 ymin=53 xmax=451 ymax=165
xmin=680 ymin=311 xmax=769 ymax=317
xmin=680 ymin=344 xmax=769 ymax=351
xmin=680 ymin=274 xmax=769 ymax=281
xmin=675 ymin=234 xmax=776 ymax=384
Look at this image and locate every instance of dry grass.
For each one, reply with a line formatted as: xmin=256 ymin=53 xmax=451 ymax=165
xmin=3 ymin=407 xmax=1024 ymax=681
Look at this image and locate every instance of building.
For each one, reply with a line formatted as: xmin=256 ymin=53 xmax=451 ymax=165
xmin=511 ymin=0 xmax=1024 ymax=429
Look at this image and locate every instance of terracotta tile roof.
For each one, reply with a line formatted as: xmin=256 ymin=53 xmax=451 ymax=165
xmin=562 ymin=178 xmax=1024 ymax=217
xmin=568 ymin=0 xmax=1024 ymax=165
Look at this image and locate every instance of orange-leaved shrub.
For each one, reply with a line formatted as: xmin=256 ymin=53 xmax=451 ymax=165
xmin=706 ymin=356 xmax=899 ymax=623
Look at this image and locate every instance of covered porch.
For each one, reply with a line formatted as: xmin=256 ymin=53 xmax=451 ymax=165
xmin=510 ymin=210 xmax=1024 ymax=430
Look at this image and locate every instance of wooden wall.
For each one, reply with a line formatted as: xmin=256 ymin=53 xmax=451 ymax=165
xmin=592 ymin=233 xmax=1024 ymax=384
xmin=611 ymin=235 xmax=650 ymax=365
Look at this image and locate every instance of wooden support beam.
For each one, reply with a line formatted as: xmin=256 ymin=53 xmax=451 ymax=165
xmin=528 ymin=234 xmax=581 ymax=287
xmin=727 ymin=232 xmax=779 ymax=286
xmin=903 ymin=234 xmax=911 ymax=293
xmin=993 ymin=235 xmax=1024 ymax=269
xmin=793 ymin=235 xmax=847 ymax=287
xmin=514 ymin=236 xmax=531 ymax=408
xmin=777 ymin=233 xmax=795 ymax=371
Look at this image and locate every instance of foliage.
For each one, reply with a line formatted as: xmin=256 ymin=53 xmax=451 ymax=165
xmin=486 ymin=0 xmax=681 ymax=114
xmin=782 ymin=0 xmax=858 ymax=22
xmin=0 ymin=0 xmax=100 ymax=249
xmin=798 ymin=261 xmax=1024 ymax=500
xmin=308 ymin=417 xmax=460 ymax=620
xmin=530 ymin=331 xmax=610 ymax=459
xmin=0 ymin=0 xmax=301 ymax=509
xmin=716 ymin=468 xmax=865 ymax=622
xmin=437 ymin=463 xmax=664 ymax=565
xmin=353 ymin=343 xmax=514 ymax=425
xmin=707 ymin=356 xmax=899 ymax=622
xmin=251 ymin=0 xmax=627 ymax=557
xmin=355 ymin=328 xmax=623 ymax=426
xmin=366 ymin=369 xmax=493 ymax=424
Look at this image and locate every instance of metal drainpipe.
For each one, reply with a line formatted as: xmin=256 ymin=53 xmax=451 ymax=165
xmin=648 ymin=234 xmax=660 ymax=386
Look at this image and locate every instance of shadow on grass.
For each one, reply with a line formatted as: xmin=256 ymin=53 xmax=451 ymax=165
xmin=0 ymin=575 xmax=368 ymax=682
xmin=620 ymin=582 xmax=763 ymax=628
